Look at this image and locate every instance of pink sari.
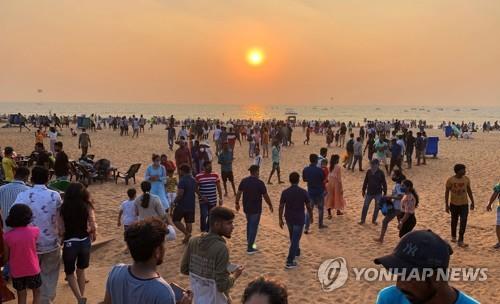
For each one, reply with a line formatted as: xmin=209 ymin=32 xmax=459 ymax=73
xmin=325 ymin=164 xmax=346 ymax=210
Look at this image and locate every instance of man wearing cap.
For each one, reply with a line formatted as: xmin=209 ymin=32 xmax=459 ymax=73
xmin=360 ymin=159 xmax=387 ymax=225
xmin=375 ymin=230 xmax=479 ymax=303
xmin=235 ymin=165 xmax=273 ymax=255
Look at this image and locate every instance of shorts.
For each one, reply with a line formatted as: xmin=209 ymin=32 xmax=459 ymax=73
xmin=172 ymin=207 xmax=195 ymax=223
xmin=167 ymin=192 xmax=177 ymax=204
xmin=62 ymin=237 xmax=91 ymax=274
xmin=12 ymin=274 xmax=42 ymax=291
xmin=497 ymin=207 xmax=500 ymax=226
xmin=272 ymin=162 xmax=280 ymax=170
xmin=221 ymin=171 xmax=234 ymax=182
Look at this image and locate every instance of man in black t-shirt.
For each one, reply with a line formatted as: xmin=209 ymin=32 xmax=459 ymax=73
xmin=279 ymin=172 xmax=312 ymax=269
xmin=54 ymin=141 xmax=69 ymax=180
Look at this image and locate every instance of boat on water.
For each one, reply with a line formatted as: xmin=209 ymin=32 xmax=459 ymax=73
xmin=285 ymin=108 xmax=298 ymax=116
xmin=471 ymin=108 xmax=479 ymax=111
xmin=454 ymin=109 xmax=460 ymax=112
xmin=436 ymin=108 xmax=444 ymax=111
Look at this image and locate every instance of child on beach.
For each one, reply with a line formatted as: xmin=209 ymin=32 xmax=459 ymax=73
xmin=117 ymin=188 xmax=138 ymax=230
xmin=166 ymin=169 xmax=178 ymax=205
xmin=3 ymin=204 xmax=42 ymax=304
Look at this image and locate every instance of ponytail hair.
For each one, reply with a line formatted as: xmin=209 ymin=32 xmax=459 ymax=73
xmin=140 ymin=181 xmax=152 ymax=208
xmin=402 ymin=179 xmax=419 ymax=208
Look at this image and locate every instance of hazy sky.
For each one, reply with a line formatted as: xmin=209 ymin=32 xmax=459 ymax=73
xmin=1 ymin=0 xmax=499 ymax=106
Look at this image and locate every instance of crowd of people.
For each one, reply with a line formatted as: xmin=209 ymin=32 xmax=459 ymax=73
xmin=0 ymin=113 xmax=498 ymax=304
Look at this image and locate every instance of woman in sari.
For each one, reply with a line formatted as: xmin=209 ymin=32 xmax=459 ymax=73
xmin=326 ymin=154 xmax=346 ymax=219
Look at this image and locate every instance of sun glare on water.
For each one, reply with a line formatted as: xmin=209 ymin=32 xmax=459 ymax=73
xmin=246 ymin=48 xmax=265 ymax=67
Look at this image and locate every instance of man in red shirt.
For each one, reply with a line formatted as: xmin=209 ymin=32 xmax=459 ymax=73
xmin=175 ymin=141 xmax=192 ymax=174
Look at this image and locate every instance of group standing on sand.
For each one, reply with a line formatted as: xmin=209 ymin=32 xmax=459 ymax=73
xmin=2 ymin=113 xmax=498 ymax=304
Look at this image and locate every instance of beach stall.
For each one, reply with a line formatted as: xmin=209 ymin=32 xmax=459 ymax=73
xmin=77 ymin=116 xmax=91 ymax=129
xmin=285 ymin=109 xmax=298 ymax=126
xmin=8 ymin=114 xmax=21 ymax=125
xmin=425 ymin=137 xmax=439 ymax=157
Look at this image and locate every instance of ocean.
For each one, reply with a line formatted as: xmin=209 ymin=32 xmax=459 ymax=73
xmin=1 ymin=102 xmax=499 ymax=127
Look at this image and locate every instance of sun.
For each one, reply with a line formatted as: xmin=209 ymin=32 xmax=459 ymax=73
xmin=246 ymin=48 xmax=265 ymax=66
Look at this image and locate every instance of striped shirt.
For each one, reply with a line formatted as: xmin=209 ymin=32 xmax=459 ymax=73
xmin=0 ymin=180 xmax=30 ymax=228
xmin=195 ymin=172 xmax=220 ymax=205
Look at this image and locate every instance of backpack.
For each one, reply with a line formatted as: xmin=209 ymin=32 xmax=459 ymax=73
xmin=378 ymin=197 xmax=394 ymax=216
xmin=346 ymin=139 xmax=354 ymax=152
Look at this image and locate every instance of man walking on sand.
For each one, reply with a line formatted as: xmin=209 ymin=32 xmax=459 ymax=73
xmin=236 ymin=165 xmax=273 ymax=255
xmin=360 ymin=159 xmax=387 ymax=225
xmin=78 ymin=128 xmax=91 ymax=157
xmin=445 ymin=164 xmax=475 ymax=248
xmin=279 ymin=172 xmax=313 ymax=269
xmin=303 ymin=154 xmax=328 ymax=233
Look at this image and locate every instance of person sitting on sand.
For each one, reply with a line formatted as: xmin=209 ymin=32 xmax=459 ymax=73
xmin=104 ymin=218 xmax=191 ymax=304
xmin=375 ymin=230 xmax=479 ymax=304
xmin=180 ymin=207 xmax=244 ymax=304
xmin=486 ymin=182 xmax=500 ymax=249
xmin=242 ymin=276 xmax=288 ymax=304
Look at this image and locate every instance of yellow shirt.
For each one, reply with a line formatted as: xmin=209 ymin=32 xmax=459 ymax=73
xmin=2 ymin=157 xmax=16 ymax=182
xmin=446 ymin=176 xmax=470 ymax=205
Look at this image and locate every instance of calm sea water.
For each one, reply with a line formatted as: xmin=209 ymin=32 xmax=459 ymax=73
xmin=1 ymin=102 xmax=499 ymax=127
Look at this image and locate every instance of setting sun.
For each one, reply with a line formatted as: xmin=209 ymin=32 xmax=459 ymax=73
xmin=246 ymin=48 xmax=265 ymax=66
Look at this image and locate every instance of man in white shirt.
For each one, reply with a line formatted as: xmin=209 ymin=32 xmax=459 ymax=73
xmin=14 ymin=166 xmax=62 ymax=304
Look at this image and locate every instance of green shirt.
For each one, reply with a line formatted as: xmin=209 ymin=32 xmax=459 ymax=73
xmin=272 ymin=146 xmax=280 ymax=163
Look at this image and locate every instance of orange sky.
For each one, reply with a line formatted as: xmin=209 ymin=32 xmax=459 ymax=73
xmin=1 ymin=0 xmax=499 ymax=106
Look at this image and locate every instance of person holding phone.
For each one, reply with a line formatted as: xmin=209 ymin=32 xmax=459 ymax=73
xmin=181 ymin=207 xmax=244 ymax=303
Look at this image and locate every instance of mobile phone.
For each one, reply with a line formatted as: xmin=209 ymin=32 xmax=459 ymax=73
xmin=227 ymin=263 xmax=240 ymax=273
xmin=170 ymin=282 xmax=185 ymax=302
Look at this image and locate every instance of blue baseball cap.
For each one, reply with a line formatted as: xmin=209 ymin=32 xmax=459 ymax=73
xmin=374 ymin=230 xmax=453 ymax=270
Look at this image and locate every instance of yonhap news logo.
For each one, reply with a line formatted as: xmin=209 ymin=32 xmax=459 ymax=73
xmin=317 ymin=257 xmax=349 ymax=291
xmin=318 ymin=257 xmax=488 ymax=292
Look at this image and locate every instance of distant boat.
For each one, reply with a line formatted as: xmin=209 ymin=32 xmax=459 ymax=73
xmin=375 ymin=108 xmax=381 ymax=110
xmin=454 ymin=109 xmax=460 ymax=112
xmin=285 ymin=108 xmax=298 ymax=116
xmin=471 ymin=108 xmax=478 ymax=111
xmin=436 ymin=108 xmax=444 ymax=111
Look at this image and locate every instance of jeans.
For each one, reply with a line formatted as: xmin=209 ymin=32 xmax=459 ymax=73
xmin=200 ymin=204 xmax=215 ymax=232
xmin=450 ymin=204 xmax=469 ymax=242
xmin=287 ymin=223 xmax=304 ymax=263
xmin=351 ymin=155 xmax=362 ymax=170
xmin=246 ymin=213 xmax=261 ymax=250
xmin=361 ymin=193 xmax=382 ymax=223
xmin=38 ymin=248 xmax=61 ymax=304
xmin=305 ymin=195 xmax=325 ymax=230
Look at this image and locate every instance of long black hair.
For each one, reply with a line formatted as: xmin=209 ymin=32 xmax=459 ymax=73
xmin=402 ymin=180 xmax=419 ymax=208
xmin=140 ymin=181 xmax=152 ymax=208
xmin=329 ymin=154 xmax=340 ymax=172
xmin=60 ymin=183 xmax=94 ymax=231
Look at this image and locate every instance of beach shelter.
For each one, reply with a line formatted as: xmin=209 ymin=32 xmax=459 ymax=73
xmin=8 ymin=114 xmax=21 ymax=125
xmin=77 ymin=116 xmax=91 ymax=129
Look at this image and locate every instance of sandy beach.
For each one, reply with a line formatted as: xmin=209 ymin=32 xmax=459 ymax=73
xmin=1 ymin=125 xmax=498 ymax=303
